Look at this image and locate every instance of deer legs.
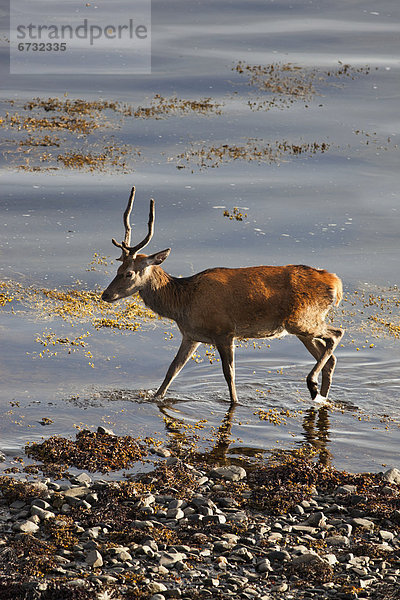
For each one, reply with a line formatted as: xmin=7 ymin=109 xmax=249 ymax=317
xmin=216 ymin=338 xmax=238 ymax=404
xmin=155 ymin=338 xmax=199 ymax=398
xmin=154 ymin=335 xmax=238 ymax=403
xmin=299 ymin=327 xmax=344 ymax=400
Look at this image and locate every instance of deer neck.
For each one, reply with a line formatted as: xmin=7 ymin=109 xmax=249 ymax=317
xmin=139 ymin=266 xmax=185 ymax=322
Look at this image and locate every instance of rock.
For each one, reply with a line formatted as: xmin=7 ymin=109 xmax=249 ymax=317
xmin=324 ymin=553 xmax=338 ymax=566
xmin=256 ymin=558 xmax=273 ymax=573
xmin=0 ymin=452 xmax=6 ymax=462
xmin=30 ymin=506 xmax=55 ymax=520
xmin=292 ymin=524 xmax=317 ymax=534
xmin=326 ymin=535 xmax=350 ymax=547
xmin=392 ymin=510 xmax=400 ymax=524
xmin=291 ymin=552 xmax=324 ymax=566
xmin=268 ymin=549 xmax=290 ymax=562
xmin=166 ymin=508 xmax=185 ymax=520
xmin=97 ymin=426 xmax=115 ymax=435
xmin=227 ymin=511 xmax=248 ymax=524
xmin=203 ymin=514 xmax=226 ymax=525
xmin=305 ymin=511 xmax=327 ymax=527
xmin=31 ymin=499 xmax=51 ymax=509
xmin=197 ymin=476 xmax=209 ymax=486
xmin=271 ymin=582 xmax=288 ymax=592
xmin=150 ymin=595 xmax=166 ymax=600
xmin=68 ymin=579 xmax=86 ymax=587
xmin=85 ymin=549 xmax=103 ymax=567
xmin=13 ymin=520 xmax=39 ymax=533
xmin=379 ymin=530 xmax=394 ymax=542
xmin=159 ymin=551 xmax=186 ymax=568
xmin=10 ymin=500 xmax=26 ymax=510
xmin=86 ymin=526 xmax=102 ymax=539
xmin=230 ymin=546 xmax=254 ymax=562
xmin=75 ymin=472 xmax=92 ymax=484
xmin=63 ymin=486 xmax=88 ymax=499
xmin=351 ymin=517 xmax=374 ymax=530
xmin=383 ymin=467 xmax=400 ymax=484
xmin=335 ymin=484 xmax=357 ymax=495
xmin=155 ymin=447 xmax=171 ymax=457
xmin=209 ymin=465 xmax=247 ymax=481
xmin=30 ymin=482 xmax=49 ymax=496
xmin=148 ymin=582 xmax=168 ymax=594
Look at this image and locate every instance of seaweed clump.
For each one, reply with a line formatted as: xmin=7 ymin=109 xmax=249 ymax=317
xmin=25 ymin=429 xmax=147 ymax=473
xmin=248 ymin=446 xmax=390 ymax=517
xmin=176 ymin=138 xmax=330 ymax=170
xmin=134 ymin=94 xmax=223 ymax=118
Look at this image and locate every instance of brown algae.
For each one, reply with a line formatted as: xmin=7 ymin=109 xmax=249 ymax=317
xmin=133 ymin=94 xmax=223 ymax=119
xmin=234 ymin=60 xmax=375 ymax=110
xmin=176 ymin=138 xmax=330 ymax=170
xmin=25 ymin=429 xmax=147 ymax=473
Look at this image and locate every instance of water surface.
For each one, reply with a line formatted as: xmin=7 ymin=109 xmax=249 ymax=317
xmin=0 ymin=0 xmax=399 ymax=476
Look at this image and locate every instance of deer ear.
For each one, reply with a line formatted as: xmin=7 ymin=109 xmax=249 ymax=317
xmin=145 ymin=248 xmax=171 ymax=266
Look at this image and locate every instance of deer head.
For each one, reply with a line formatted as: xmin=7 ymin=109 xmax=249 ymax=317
xmin=101 ymin=187 xmax=170 ymax=303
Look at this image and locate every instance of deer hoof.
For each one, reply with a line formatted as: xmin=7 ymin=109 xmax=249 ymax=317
xmin=314 ymin=393 xmax=328 ymax=404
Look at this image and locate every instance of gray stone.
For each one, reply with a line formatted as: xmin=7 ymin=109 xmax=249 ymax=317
xmin=268 ymin=549 xmax=290 ymax=562
xmin=85 ymin=549 xmax=103 ymax=567
xmin=326 ymin=535 xmax=350 ymax=547
xmin=150 ymin=595 xmax=165 ymax=600
xmin=115 ymin=549 xmax=133 ymax=561
xmin=291 ymin=525 xmax=317 ymax=534
xmin=383 ymin=467 xmax=400 ymax=484
xmin=291 ymin=552 xmax=324 ymax=566
xmin=256 ymin=558 xmax=273 ymax=573
xmin=203 ymin=514 xmax=226 ymax=525
xmin=86 ymin=526 xmax=102 ymax=539
xmin=68 ymin=579 xmax=86 ymax=587
xmin=155 ymin=447 xmax=171 ymax=457
xmin=148 ymin=582 xmax=167 ymax=594
xmin=227 ymin=511 xmax=248 ymax=523
xmin=335 ymin=484 xmax=357 ymax=495
xmin=13 ymin=520 xmax=39 ymax=533
xmin=230 ymin=547 xmax=253 ymax=562
xmin=75 ymin=472 xmax=92 ymax=484
xmin=131 ymin=519 xmax=154 ymax=529
xmin=97 ymin=426 xmax=115 ymax=435
xmin=63 ymin=486 xmax=88 ymax=499
xmin=379 ymin=530 xmax=394 ymax=542
xmin=359 ymin=578 xmax=376 ymax=589
xmin=31 ymin=499 xmax=51 ymax=509
xmin=271 ymin=582 xmax=288 ymax=592
xmin=159 ymin=551 xmax=186 ymax=567
xmin=351 ymin=517 xmax=375 ymax=530
xmin=305 ymin=511 xmax=327 ymax=527
xmin=209 ymin=465 xmax=247 ymax=481
xmin=30 ymin=506 xmax=55 ymax=520
xmin=197 ymin=476 xmax=209 ymax=486
xmin=166 ymin=508 xmax=185 ymax=520
xmin=324 ymin=553 xmax=338 ymax=566
xmin=10 ymin=500 xmax=26 ymax=509
xmin=0 ymin=452 xmax=6 ymax=462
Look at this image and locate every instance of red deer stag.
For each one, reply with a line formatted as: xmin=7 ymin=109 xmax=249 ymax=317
xmin=101 ymin=187 xmax=344 ymax=404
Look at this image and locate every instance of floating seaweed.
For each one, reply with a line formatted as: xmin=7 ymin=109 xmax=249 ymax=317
xmin=234 ymin=60 xmax=375 ymax=111
xmin=134 ymin=94 xmax=223 ymax=119
xmin=176 ymin=138 xmax=330 ymax=170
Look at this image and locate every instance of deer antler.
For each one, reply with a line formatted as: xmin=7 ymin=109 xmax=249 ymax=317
xmin=126 ymin=198 xmax=155 ymax=256
xmin=111 ymin=186 xmax=155 ymax=258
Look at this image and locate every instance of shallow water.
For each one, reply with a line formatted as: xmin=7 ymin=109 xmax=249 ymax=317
xmin=0 ymin=0 xmax=399 ymax=476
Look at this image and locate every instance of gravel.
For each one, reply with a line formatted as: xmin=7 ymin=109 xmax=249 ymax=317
xmin=0 ymin=457 xmax=399 ymax=600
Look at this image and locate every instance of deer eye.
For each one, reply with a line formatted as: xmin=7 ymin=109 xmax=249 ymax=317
xmin=125 ymin=271 xmax=133 ymax=278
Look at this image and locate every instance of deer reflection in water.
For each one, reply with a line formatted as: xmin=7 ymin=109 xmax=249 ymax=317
xmin=302 ymin=406 xmax=331 ymax=466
